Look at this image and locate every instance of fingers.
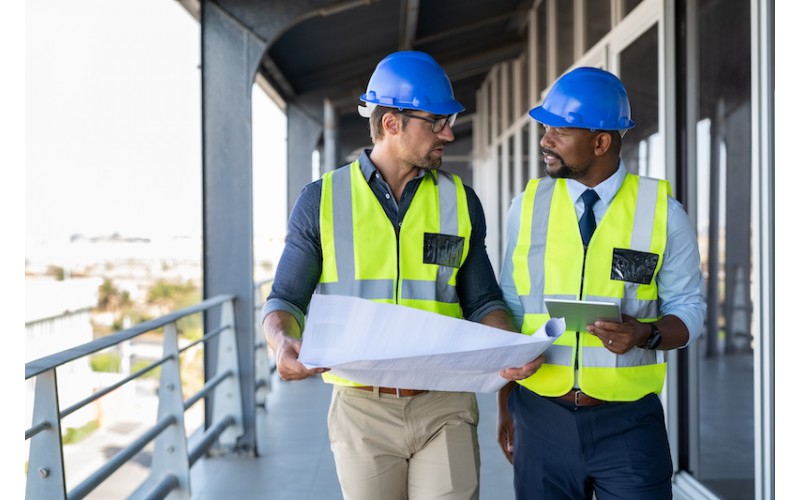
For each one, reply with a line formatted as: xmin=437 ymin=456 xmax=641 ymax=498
xmin=275 ymin=338 xmax=329 ymax=381
xmin=588 ymin=317 xmax=642 ymax=354
xmin=497 ymin=422 xmax=515 ymax=464
xmin=500 ymin=355 xmax=545 ymax=380
xmin=277 ymin=357 xmax=328 ymax=381
xmin=502 ymin=357 xmax=542 ymax=380
xmin=528 ymin=355 xmax=545 ymax=372
xmin=499 ymin=366 xmax=529 ymax=381
xmin=502 ymin=439 xmax=514 ymax=464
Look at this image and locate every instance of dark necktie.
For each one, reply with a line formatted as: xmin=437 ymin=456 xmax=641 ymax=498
xmin=579 ymin=189 xmax=600 ymax=247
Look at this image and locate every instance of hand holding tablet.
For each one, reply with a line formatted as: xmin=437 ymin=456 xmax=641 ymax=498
xmin=544 ymin=299 xmax=621 ymax=332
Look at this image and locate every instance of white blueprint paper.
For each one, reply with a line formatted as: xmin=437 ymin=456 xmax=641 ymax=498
xmin=297 ymin=294 xmax=565 ymax=393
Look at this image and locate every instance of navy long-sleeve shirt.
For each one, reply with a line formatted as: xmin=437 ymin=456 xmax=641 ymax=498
xmin=261 ymin=150 xmax=509 ymax=331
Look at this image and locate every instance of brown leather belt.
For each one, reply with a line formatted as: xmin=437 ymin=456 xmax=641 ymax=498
xmin=555 ymin=389 xmax=608 ymax=407
xmin=353 ymin=386 xmax=428 ymax=397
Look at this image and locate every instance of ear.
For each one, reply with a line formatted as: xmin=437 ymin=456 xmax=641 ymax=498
xmin=382 ymin=112 xmax=401 ymax=136
xmin=593 ymin=131 xmax=613 ymax=156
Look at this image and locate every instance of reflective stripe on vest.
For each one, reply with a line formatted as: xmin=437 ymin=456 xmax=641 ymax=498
xmin=317 ymin=160 xmax=472 ymax=385
xmin=512 ymin=174 xmax=670 ymax=401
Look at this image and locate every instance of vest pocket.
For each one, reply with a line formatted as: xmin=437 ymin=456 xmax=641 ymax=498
xmin=422 ymin=232 xmax=464 ymax=268
xmin=610 ymin=248 xmax=659 ymax=284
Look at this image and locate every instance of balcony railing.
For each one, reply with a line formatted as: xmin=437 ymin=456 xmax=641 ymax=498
xmin=25 ymin=280 xmax=275 ymax=500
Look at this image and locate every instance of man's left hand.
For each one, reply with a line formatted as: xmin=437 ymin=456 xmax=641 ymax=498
xmin=587 ymin=314 xmax=649 ymax=354
xmin=499 ymin=354 xmax=545 ymax=381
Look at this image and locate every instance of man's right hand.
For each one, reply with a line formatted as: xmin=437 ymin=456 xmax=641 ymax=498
xmin=273 ymin=335 xmax=328 ymax=381
xmin=264 ymin=310 xmax=329 ymax=381
xmin=497 ymin=382 xmax=516 ymax=464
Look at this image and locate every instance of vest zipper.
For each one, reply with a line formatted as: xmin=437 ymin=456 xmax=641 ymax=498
xmin=394 ymin=220 xmax=402 ymax=303
xmin=575 ymin=244 xmax=590 ymax=373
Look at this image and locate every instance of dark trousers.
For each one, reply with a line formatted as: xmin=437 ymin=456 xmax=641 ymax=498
xmin=508 ymin=385 xmax=673 ymax=500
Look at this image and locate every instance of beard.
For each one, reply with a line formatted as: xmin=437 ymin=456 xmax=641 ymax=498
xmin=401 ymin=137 xmax=446 ymax=169
xmin=419 ymin=152 xmax=443 ymax=169
xmin=543 ymin=149 xmax=590 ymax=179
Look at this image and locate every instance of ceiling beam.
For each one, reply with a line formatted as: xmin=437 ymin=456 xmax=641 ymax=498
xmin=414 ymin=8 xmax=527 ymax=47
xmin=441 ymin=41 xmax=526 ymax=81
xmin=176 ymin=0 xmax=201 ymax=21
xmin=259 ymin=56 xmax=297 ymax=101
xmin=398 ymin=0 xmax=420 ymax=50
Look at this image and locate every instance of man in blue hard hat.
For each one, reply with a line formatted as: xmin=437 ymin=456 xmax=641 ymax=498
xmin=497 ymin=67 xmax=706 ymax=499
xmin=262 ymin=51 xmax=543 ymax=500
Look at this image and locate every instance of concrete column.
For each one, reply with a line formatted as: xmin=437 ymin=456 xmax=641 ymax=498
xmin=201 ymin=1 xmax=267 ymax=453
xmin=287 ymin=103 xmax=323 ymax=213
xmin=323 ymin=98 xmax=339 ymax=174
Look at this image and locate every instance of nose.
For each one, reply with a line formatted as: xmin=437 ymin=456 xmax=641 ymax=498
xmin=540 ymin=127 xmax=554 ymax=148
xmin=437 ymin=122 xmax=455 ymax=142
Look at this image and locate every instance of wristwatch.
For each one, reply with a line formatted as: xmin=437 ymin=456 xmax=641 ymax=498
xmin=644 ymin=323 xmax=663 ymax=350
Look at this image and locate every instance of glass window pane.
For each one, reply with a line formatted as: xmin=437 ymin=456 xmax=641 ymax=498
xmin=586 ymin=1 xmax=611 ymax=49
xmin=619 ymin=24 xmax=659 ymax=177
xmin=519 ymin=57 xmax=529 ymax=119
xmin=556 ymin=0 xmax=574 ymax=76
xmin=536 ymin=3 xmax=548 ymax=100
xmin=693 ymin=0 xmax=754 ymax=497
xmin=521 ymin=123 xmax=531 ymax=183
xmin=623 ymin=0 xmax=644 ymax=16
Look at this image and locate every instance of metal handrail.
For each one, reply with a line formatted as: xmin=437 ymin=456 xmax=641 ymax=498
xmin=68 ymin=415 xmax=177 ymax=500
xmin=183 ymin=369 xmax=233 ymax=410
xmin=24 ymin=293 xmax=248 ymax=500
xmin=140 ymin=474 xmax=179 ymax=500
xmin=25 ymin=294 xmax=234 ymax=380
xmin=188 ymin=414 xmax=236 ymax=466
xmin=59 ymin=355 xmax=174 ymax=421
xmin=254 ymin=278 xmax=277 ymax=407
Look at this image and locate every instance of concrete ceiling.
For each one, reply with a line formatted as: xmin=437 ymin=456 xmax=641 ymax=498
xmin=182 ymin=0 xmax=534 ymax=154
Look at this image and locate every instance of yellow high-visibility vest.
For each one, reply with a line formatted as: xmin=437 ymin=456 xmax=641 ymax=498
xmin=511 ymin=174 xmax=670 ymax=401
xmin=317 ymin=160 xmax=472 ymax=385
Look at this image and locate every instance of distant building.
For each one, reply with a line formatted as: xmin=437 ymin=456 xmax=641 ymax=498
xmin=25 ymin=278 xmax=102 ymax=435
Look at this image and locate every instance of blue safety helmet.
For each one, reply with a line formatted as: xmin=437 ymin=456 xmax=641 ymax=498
xmin=529 ymin=67 xmax=635 ymax=131
xmin=360 ymin=51 xmax=465 ymax=116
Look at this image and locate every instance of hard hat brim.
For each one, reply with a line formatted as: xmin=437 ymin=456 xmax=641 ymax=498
xmin=360 ymin=94 xmax=465 ymax=115
xmin=529 ymin=105 xmax=635 ymax=131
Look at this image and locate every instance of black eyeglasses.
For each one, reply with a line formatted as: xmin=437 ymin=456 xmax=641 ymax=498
xmin=397 ymin=111 xmax=457 ymax=133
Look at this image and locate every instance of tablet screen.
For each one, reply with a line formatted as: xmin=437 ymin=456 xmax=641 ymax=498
xmin=544 ymin=299 xmax=621 ymax=332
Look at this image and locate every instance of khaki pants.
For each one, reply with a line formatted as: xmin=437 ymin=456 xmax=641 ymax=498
xmin=328 ymin=385 xmax=480 ymax=500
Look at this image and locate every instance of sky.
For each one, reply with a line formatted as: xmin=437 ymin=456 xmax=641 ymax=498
xmin=14 ymin=2 xmax=287 ymax=493
xmin=25 ymin=0 xmax=287 ymax=248
xmin=26 ymin=0 xmax=204 ymax=243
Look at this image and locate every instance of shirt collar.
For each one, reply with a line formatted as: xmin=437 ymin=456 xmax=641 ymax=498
xmin=360 ymin=149 xmax=434 ymax=184
xmin=565 ymin=160 xmax=628 ymax=207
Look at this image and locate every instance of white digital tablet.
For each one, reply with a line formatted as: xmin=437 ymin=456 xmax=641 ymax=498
xmin=544 ymin=299 xmax=621 ymax=332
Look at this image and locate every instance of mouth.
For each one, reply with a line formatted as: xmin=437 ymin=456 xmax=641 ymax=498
xmin=541 ymin=149 xmax=562 ymax=166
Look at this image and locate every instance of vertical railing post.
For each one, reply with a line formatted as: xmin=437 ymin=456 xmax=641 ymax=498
xmin=254 ymin=284 xmax=271 ymax=409
xmin=212 ymin=299 xmax=244 ymax=450
xmin=26 ymin=369 xmax=66 ymax=500
xmin=148 ymin=322 xmax=191 ymax=499
xmin=254 ymin=326 xmax=271 ymax=408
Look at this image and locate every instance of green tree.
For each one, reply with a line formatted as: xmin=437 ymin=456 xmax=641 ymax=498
xmin=46 ymin=265 xmax=65 ymax=281
xmin=146 ymin=280 xmax=203 ymax=340
xmin=97 ymin=278 xmax=131 ymax=311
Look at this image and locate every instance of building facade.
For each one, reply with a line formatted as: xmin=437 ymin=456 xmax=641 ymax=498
xmin=193 ymin=0 xmax=775 ymax=497
xmin=469 ymin=1 xmax=772 ymax=498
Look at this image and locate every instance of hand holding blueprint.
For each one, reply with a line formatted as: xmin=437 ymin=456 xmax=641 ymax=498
xmin=297 ymin=294 xmax=565 ymax=393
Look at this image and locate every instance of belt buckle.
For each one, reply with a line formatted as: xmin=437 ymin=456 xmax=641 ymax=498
xmin=395 ymin=387 xmax=402 ymax=398
xmin=574 ymin=389 xmax=582 ymax=406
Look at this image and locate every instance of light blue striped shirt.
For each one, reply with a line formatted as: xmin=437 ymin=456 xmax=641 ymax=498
xmin=499 ymin=162 xmax=706 ymax=346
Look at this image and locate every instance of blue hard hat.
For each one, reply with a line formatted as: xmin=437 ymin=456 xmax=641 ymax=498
xmin=529 ymin=67 xmax=635 ymax=131
xmin=360 ymin=51 xmax=465 ymax=116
